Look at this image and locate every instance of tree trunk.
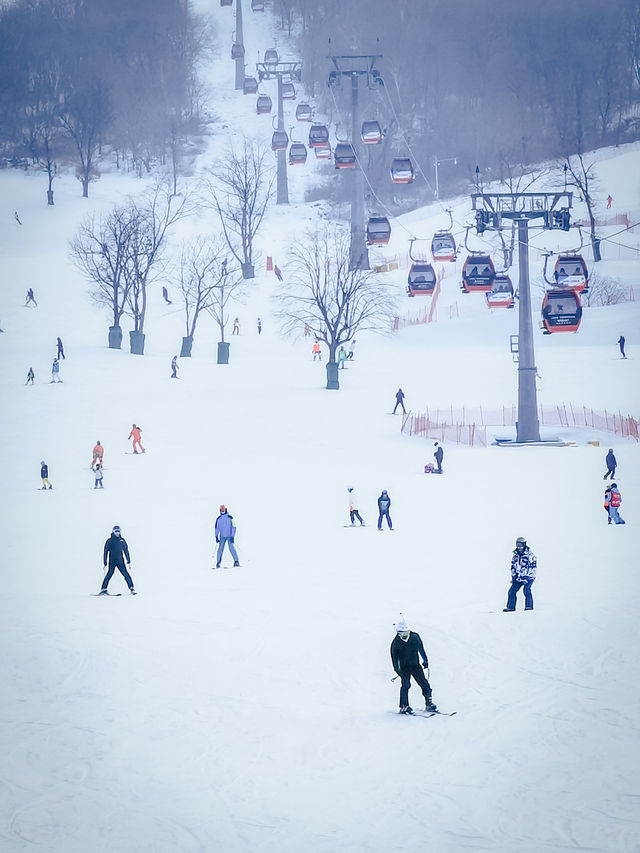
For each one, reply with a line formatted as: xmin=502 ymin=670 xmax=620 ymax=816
xmin=180 ymin=335 xmax=193 ymax=357
xmin=81 ymin=177 xmax=89 ymax=198
xmin=326 ymin=361 xmax=339 ymax=390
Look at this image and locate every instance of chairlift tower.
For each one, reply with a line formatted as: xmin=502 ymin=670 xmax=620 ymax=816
xmin=327 ymin=54 xmax=383 ymax=271
xmin=234 ymin=0 xmax=245 ymax=91
xmin=471 ymin=190 xmax=573 ymax=443
xmin=257 ymin=61 xmax=303 ymax=205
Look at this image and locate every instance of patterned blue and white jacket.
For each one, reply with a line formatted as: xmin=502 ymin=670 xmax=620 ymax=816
xmin=511 ymin=547 xmax=537 ymax=581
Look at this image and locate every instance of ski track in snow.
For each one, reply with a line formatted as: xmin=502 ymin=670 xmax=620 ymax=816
xmin=1 ymin=0 xmax=640 ymax=851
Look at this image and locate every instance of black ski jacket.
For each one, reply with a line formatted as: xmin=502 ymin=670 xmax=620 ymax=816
xmin=104 ymin=534 xmax=131 ymax=567
xmin=606 ymin=450 xmax=616 ymax=470
xmin=390 ymin=631 xmax=429 ymax=674
xmin=378 ymin=494 xmax=391 ymax=512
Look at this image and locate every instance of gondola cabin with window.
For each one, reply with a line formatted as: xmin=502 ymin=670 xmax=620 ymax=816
xmin=461 ymin=254 xmax=495 ymax=292
xmin=334 ymin=143 xmax=356 ymax=169
xmin=366 ymin=217 xmax=391 ymax=245
xmin=541 ymin=288 xmax=582 ymax=334
xmin=251 ymin=0 xmax=265 ymax=10
xmin=390 ymin=157 xmax=414 ymax=184
xmin=289 ymin=143 xmax=307 ymax=165
xmin=553 ymin=254 xmax=588 ymax=293
xmin=486 ymin=274 xmax=514 ymax=308
xmin=256 ymin=94 xmax=272 ymax=115
xmin=264 ymin=48 xmax=278 ymax=64
xmin=231 ymin=42 xmax=244 ymax=60
xmin=296 ymin=103 xmax=312 ymax=121
xmin=431 ymin=231 xmax=456 ymax=262
xmin=407 ymin=263 xmax=436 ymax=296
xmin=309 ymin=124 xmax=330 ymax=149
xmin=361 ymin=120 xmax=382 ymax=144
xmin=315 ymin=144 xmax=331 ymax=160
xmin=282 ymin=82 xmax=296 ymax=100
xmin=271 ymin=130 xmax=289 ymax=151
xmin=243 ymin=76 xmax=258 ymax=95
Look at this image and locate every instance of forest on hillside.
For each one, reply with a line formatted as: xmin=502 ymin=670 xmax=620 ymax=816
xmin=285 ymin=0 xmax=640 ymax=201
xmin=0 ymin=0 xmax=208 ymax=197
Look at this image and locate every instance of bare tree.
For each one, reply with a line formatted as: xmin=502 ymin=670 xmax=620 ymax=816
xmin=205 ymin=257 xmax=249 ymax=363
xmin=582 ymin=271 xmax=627 ymax=307
xmin=122 ymin=184 xmax=193 ymax=352
xmin=205 ymin=140 xmax=275 ymax=279
xmin=274 ymin=226 xmax=397 ymax=389
xmin=58 ymin=80 xmax=111 ymax=198
xmin=177 ymin=234 xmax=228 ymax=356
xmin=561 ymin=154 xmax=601 ymax=262
xmin=70 ymin=205 xmax=136 ymax=348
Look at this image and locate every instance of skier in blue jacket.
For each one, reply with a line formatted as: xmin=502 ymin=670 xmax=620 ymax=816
xmin=503 ymin=537 xmax=536 ymax=611
xmin=214 ymin=505 xmax=240 ymax=568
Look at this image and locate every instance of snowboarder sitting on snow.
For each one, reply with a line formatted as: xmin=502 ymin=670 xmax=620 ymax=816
xmin=101 ymin=525 xmax=135 ymax=594
xmin=503 ymin=537 xmax=536 ymax=612
xmin=40 ymin=460 xmax=52 ymax=490
xmin=347 ymin=487 xmax=365 ymax=526
xmin=390 ymin=616 xmax=436 ymax=714
xmin=377 ymin=490 xmax=392 ymax=530
xmin=603 ymin=448 xmax=616 ymax=480
xmin=433 ymin=442 xmax=443 ymax=474
xmin=214 ymin=505 xmax=240 ymax=568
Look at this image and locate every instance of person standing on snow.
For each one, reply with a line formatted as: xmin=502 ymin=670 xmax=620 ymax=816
xmin=232 ymin=317 xmax=240 ymax=335
xmin=337 ymin=346 xmax=347 ymax=369
xmin=617 ymin=336 xmax=626 ymax=358
xmin=390 ymin=616 xmax=436 ymax=714
xmin=604 ymin=485 xmax=612 ymax=524
xmin=312 ymin=341 xmax=321 ymax=361
xmin=257 ymin=317 xmax=262 ymax=335
xmin=91 ymin=441 xmax=104 ymax=467
xmin=377 ymin=490 xmax=392 ymax=530
xmin=608 ymin=484 xmax=625 ymax=525
xmin=50 ymin=357 xmax=62 ymax=383
xmin=128 ymin=424 xmax=145 ymax=454
xmin=214 ymin=505 xmax=240 ymax=568
xmin=392 ymin=388 xmax=406 ymax=414
xmin=56 ymin=337 xmax=65 ymax=359
xmin=603 ymin=448 xmax=616 ymax=480
xmin=503 ymin=537 xmax=536 ymax=612
xmin=162 ymin=286 xmax=172 ymax=305
xmin=40 ymin=460 xmax=52 ymax=490
xmin=171 ymin=355 xmax=178 ymax=379
xmin=25 ymin=288 xmax=37 ymax=307
xmin=100 ymin=525 xmax=136 ymax=594
xmin=433 ymin=442 xmax=444 ymax=474
xmin=346 ymin=340 xmax=356 ymax=360
xmin=25 ymin=367 xmax=35 ymax=385
xmin=347 ymin=487 xmax=365 ymax=526
xmin=93 ymin=460 xmax=104 ymax=489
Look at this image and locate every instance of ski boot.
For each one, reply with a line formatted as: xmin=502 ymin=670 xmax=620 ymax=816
xmin=233 ymin=561 xmax=240 ymax=567
xmin=129 ymin=588 xmax=137 ymax=595
xmin=399 ymin=705 xmax=414 ymax=715
xmin=425 ymin=699 xmax=437 ymax=712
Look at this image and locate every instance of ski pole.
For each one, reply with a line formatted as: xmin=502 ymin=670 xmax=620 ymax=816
xmin=391 ymin=675 xmax=400 ymax=682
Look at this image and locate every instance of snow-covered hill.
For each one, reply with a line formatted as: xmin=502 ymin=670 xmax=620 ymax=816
xmin=1 ymin=2 xmax=639 ymax=852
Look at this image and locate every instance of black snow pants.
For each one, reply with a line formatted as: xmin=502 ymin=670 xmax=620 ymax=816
xmin=102 ymin=560 xmax=133 ymax=591
xmin=399 ymin=664 xmax=431 ymax=708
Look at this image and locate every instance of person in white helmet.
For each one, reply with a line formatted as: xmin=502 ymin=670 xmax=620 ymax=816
xmin=390 ymin=616 xmax=436 ymax=714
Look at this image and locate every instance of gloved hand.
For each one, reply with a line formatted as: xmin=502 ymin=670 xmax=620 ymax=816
xmin=422 ymin=660 xmax=429 ymax=669
xmin=215 ymin=538 xmax=219 ymax=544
xmin=230 ymin=537 xmax=234 ymax=543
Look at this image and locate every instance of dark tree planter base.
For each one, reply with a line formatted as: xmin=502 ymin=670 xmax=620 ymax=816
xmin=217 ymin=341 xmax=230 ymax=364
xmin=108 ymin=326 xmax=123 ymax=349
xmin=326 ymin=361 xmax=339 ymax=390
xmin=129 ymin=330 xmax=145 ymax=355
xmin=241 ymin=262 xmax=255 ymax=279
xmin=180 ymin=336 xmax=193 ymax=357
xmin=46 ymin=190 xmax=54 ymax=206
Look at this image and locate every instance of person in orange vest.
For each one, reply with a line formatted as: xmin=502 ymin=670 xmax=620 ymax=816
xmin=312 ymin=341 xmax=321 ymax=361
xmin=128 ymin=424 xmax=145 ymax=454
xmin=92 ymin=441 xmax=104 ymax=467
xmin=608 ymin=483 xmax=625 ymax=524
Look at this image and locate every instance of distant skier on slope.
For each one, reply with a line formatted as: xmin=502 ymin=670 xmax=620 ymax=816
xmin=171 ymin=355 xmax=178 ymax=379
xmin=337 ymin=346 xmax=347 ymax=369
xmin=56 ymin=337 xmax=65 ymax=359
xmin=433 ymin=442 xmax=444 ymax=474
xmin=93 ymin=460 xmax=104 ymax=489
xmin=608 ymin=484 xmax=625 ymax=525
xmin=92 ymin=441 xmax=104 ymax=467
xmin=40 ymin=460 xmax=52 ymax=490
xmin=214 ymin=505 xmax=240 ymax=568
xmin=617 ymin=335 xmax=626 ymax=358
xmin=50 ymin=357 xmax=62 ymax=383
xmin=503 ymin=537 xmax=536 ymax=612
xmin=347 ymin=487 xmax=365 ymax=526
xmin=25 ymin=288 xmax=37 ymax=306
xmin=392 ymin=388 xmax=406 ymax=414
xmin=603 ymin=448 xmax=616 ymax=480
xmin=25 ymin=367 xmax=35 ymax=385
xmin=100 ymin=525 xmax=136 ymax=594
xmin=377 ymin=490 xmax=392 ymax=530
xmin=390 ymin=616 xmax=436 ymax=714
xmin=128 ymin=424 xmax=145 ymax=454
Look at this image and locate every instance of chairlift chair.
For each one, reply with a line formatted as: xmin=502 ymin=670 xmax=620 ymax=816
xmin=431 ymin=231 xmax=456 ymax=263
xmin=256 ymin=94 xmax=272 ymax=115
xmin=243 ymin=76 xmax=258 ymax=95
xmin=334 ymin=142 xmax=356 ymax=169
xmin=296 ymin=103 xmax=313 ymax=121
xmin=407 ymin=263 xmax=437 ymax=296
xmin=271 ymin=130 xmax=289 ymax=151
xmin=541 ymin=288 xmax=582 ymax=334
xmin=366 ymin=217 xmax=391 ymax=245
xmin=361 ymin=120 xmax=382 ymax=144
xmin=390 ymin=157 xmax=414 ymax=184
xmin=309 ymin=124 xmax=330 ymax=148
xmin=289 ymin=142 xmax=307 ymax=165
xmin=461 ymin=254 xmax=495 ymax=293
xmin=485 ymin=274 xmax=514 ymax=308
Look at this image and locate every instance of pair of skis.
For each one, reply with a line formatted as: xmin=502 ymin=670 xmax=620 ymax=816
xmin=399 ymin=709 xmax=457 ymax=718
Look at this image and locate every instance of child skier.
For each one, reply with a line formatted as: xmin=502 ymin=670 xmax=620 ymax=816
xmin=93 ymin=460 xmax=104 ymax=489
xmin=390 ymin=616 xmax=436 ymax=714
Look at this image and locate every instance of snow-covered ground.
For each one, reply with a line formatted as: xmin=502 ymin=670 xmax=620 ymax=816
xmin=1 ymin=3 xmax=639 ymax=852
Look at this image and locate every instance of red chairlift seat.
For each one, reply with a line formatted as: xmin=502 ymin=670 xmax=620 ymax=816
xmin=296 ymin=103 xmax=312 ymax=121
xmin=485 ymin=274 xmax=514 ymax=308
xmin=431 ymin=231 xmax=456 ymax=262
xmin=366 ymin=217 xmax=391 ymax=245
xmin=271 ymin=130 xmax=289 ymax=151
xmin=256 ymin=94 xmax=272 ymax=115
xmin=461 ymin=254 xmax=495 ymax=292
xmin=541 ymin=288 xmax=582 ymax=334
xmin=407 ymin=263 xmax=437 ymax=295
xmin=334 ymin=143 xmax=356 ymax=169
xmin=390 ymin=157 xmax=414 ymax=184
xmin=243 ymin=76 xmax=258 ymax=95
xmin=553 ymin=254 xmax=588 ymax=293
xmin=361 ymin=120 xmax=382 ymax=144
xmin=289 ymin=142 xmax=307 ymax=165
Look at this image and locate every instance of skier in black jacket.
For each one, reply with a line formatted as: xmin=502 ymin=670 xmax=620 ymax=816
xmin=433 ymin=442 xmax=444 ymax=474
xmin=100 ymin=525 xmax=136 ymax=594
xmin=603 ymin=448 xmax=616 ymax=480
xmin=390 ymin=618 xmax=436 ymax=714
xmin=377 ymin=490 xmax=392 ymax=530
